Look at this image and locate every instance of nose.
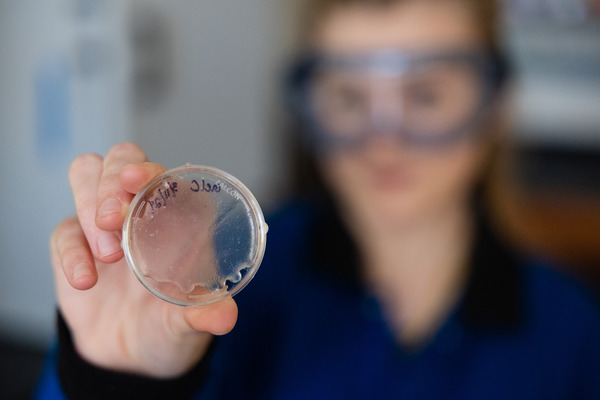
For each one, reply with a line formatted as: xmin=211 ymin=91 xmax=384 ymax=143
xmin=359 ymin=133 xmax=409 ymax=166
xmin=368 ymin=85 xmax=405 ymax=138
xmin=369 ymin=110 xmax=403 ymax=144
xmin=365 ymin=121 xmax=407 ymax=153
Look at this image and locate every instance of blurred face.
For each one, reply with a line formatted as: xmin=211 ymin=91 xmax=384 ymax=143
xmin=312 ymin=0 xmax=497 ymax=229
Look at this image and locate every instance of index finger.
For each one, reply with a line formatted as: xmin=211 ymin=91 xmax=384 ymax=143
xmin=68 ymin=153 xmax=123 ymax=263
xmin=95 ymin=142 xmax=148 ymax=232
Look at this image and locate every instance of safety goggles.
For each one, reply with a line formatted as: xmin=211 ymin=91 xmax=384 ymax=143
xmin=286 ymin=49 xmax=508 ymax=152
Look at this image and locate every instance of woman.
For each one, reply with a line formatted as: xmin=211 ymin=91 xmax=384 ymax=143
xmin=37 ymin=0 xmax=600 ymax=399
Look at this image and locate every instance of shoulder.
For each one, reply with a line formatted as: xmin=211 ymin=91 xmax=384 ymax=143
xmin=518 ymin=259 xmax=600 ymax=395
xmin=524 ymin=258 xmax=599 ymax=319
xmin=520 ymin=257 xmax=600 ymax=342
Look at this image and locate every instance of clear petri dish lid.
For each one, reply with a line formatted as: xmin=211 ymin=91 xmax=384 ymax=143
xmin=122 ymin=164 xmax=267 ymax=306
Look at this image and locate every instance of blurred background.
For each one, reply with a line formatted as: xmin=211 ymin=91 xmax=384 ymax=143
xmin=0 ymin=0 xmax=598 ymax=398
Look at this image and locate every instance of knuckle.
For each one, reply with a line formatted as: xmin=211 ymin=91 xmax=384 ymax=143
xmin=69 ymin=153 xmax=102 ymax=179
xmin=60 ymin=246 xmax=85 ymax=268
xmin=54 ymin=216 xmax=78 ymax=236
xmin=53 ymin=217 xmax=80 ymax=242
xmin=51 ymin=216 xmax=81 ymax=253
xmin=106 ymin=142 xmax=144 ymax=160
xmin=75 ymin=202 xmax=99 ymax=226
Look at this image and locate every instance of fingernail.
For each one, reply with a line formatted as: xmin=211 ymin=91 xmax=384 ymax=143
xmin=73 ymin=263 xmax=91 ymax=281
xmin=97 ymin=232 xmax=121 ymax=258
xmin=97 ymin=198 xmax=123 ymax=217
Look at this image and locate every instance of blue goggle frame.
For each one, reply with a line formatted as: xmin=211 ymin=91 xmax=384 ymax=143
xmin=285 ymin=48 xmax=510 ymax=153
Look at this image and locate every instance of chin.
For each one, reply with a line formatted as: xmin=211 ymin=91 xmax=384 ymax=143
xmin=344 ymin=188 xmax=429 ymax=230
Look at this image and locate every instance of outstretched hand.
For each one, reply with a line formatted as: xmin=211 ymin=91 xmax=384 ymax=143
xmin=51 ymin=143 xmax=238 ymax=378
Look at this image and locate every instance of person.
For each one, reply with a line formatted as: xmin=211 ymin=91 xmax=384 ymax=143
xmin=36 ymin=0 xmax=600 ymax=398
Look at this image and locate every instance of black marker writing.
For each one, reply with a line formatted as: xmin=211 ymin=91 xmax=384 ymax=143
xmin=146 ymin=179 xmax=223 ymax=214
xmin=148 ymin=181 xmax=178 ymax=213
xmin=190 ymin=178 xmax=221 ymax=193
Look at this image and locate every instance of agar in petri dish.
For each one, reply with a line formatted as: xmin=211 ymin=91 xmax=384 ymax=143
xmin=122 ymin=164 xmax=268 ymax=306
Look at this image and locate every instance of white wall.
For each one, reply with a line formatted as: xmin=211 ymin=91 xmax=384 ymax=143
xmin=128 ymin=0 xmax=301 ymax=205
xmin=0 ymin=0 xmax=130 ymax=347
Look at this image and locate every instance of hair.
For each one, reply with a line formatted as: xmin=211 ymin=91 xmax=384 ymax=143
xmin=297 ymin=0 xmax=501 ymax=51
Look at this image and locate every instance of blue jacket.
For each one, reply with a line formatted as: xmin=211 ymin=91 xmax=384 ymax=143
xmin=36 ymin=201 xmax=600 ymax=399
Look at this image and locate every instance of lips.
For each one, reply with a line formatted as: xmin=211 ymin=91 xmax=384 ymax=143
xmin=368 ymin=164 xmax=414 ymax=191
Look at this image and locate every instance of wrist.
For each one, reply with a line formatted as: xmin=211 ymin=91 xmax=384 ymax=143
xmin=57 ymin=311 xmax=215 ymax=399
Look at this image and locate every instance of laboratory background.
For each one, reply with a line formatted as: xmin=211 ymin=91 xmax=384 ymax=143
xmin=1 ymin=0 xmax=599 ymax=398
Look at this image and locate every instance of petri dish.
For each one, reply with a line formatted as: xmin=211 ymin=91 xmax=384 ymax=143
xmin=122 ymin=164 xmax=268 ymax=306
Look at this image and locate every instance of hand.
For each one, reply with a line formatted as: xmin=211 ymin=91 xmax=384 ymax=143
xmin=50 ymin=142 xmax=238 ymax=378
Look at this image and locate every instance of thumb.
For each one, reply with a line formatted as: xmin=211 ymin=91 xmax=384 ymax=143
xmin=180 ymin=297 xmax=239 ymax=336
